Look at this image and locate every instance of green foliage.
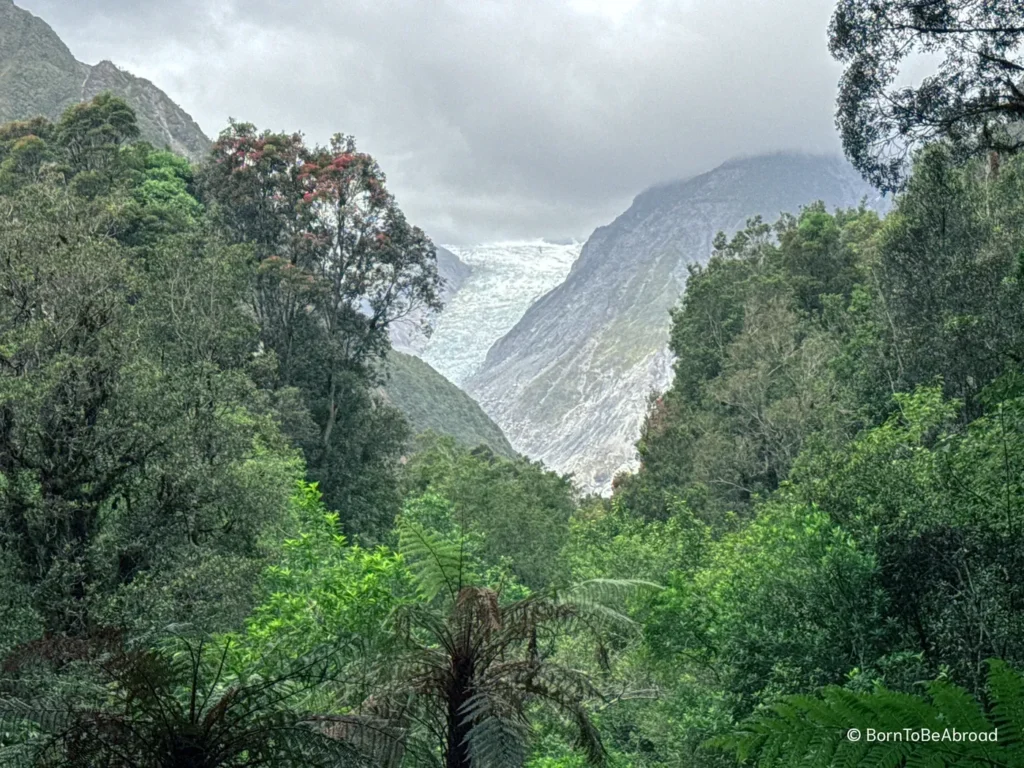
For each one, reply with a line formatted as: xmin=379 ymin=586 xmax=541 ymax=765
xmin=789 ymin=383 xmax=1024 ymax=691
xmin=0 ymin=118 xmax=56 ymax=193
xmin=119 ymin=148 xmax=203 ymax=245
xmin=622 ymin=204 xmax=881 ymax=523
xmin=863 ymin=146 xmax=1024 ymax=418
xmin=233 ymin=482 xmax=410 ymax=672
xmin=713 ymin=659 xmax=1024 ymax=767
xmin=0 ymin=107 xmax=303 ymax=639
xmin=401 ymin=434 xmax=577 ymax=589
xmin=380 ymin=521 xmax=654 ymax=768
xmin=381 ymin=351 xmax=515 ymax=457
xmin=397 ymin=514 xmax=477 ymax=602
xmin=10 ymin=44 xmax=1024 ymax=767
xmin=302 ymin=370 xmax=410 ymax=540
xmin=198 ymin=122 xmax=444 ymax=535
xmin=829 ymin=0 xmax=1024 ymax=191
xmin=0 ymin=634 xmax=379 ymax=767
xmin=610 ymin=149 xmax=1024 ymax=764
xmin=54 ymin=92 xmax=140 ymax=197
xmin=565 ymin=496 xmax=707 ymax=584
xmin=646 ymin=501 xmax=885 ymax=710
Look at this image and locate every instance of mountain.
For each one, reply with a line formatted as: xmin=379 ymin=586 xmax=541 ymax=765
xmin=465 ymin=153 xmax=887 ymax=494
xmin=0 ymin=0 xmax=210 ymax=160
xmin=389 ymin=246 xmax=472 ymax=355
xmin=420 ymin=241 xmax=581 ymax=386
xmin=381 ymin=350 xmax=515 ymax=457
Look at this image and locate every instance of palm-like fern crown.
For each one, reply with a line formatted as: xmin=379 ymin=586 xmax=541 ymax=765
xmin=0 ymin=634 xmax=385 ymax=767
xmin=390 ymin=517 xmax=660 ymax=768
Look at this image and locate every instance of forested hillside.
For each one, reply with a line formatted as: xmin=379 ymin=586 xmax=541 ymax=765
xmin=381 ymin=351 xmax=515 ymax=457
xmin=1 ymin=1 xmax=1024 ymax=767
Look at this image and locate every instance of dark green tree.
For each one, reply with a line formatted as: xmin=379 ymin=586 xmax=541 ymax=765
xmin=620 ymin=205 xmax=881 ymax=524
xmin=830 ymin=0 xmax=1024 ymax=190
xmin=199 ymin=123 xmax=443 ymax=536
xmin=0 ymin=118 xmax=56 ymax=194
xmin=0 ymin=171 xmax=298 ymax=639
xmin=841 ymin=145 xmax=1024 ymax=419
xmin=54 ymin=93 xmax=140 ymax=197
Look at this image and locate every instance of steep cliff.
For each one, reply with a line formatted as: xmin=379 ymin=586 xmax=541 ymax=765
xmin=466 ymin=153 xmax=886 ymax=493
xmin=0 ymin=0 xmax=210 ymax=160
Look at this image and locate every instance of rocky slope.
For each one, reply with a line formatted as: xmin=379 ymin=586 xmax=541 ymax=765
xmin=381 ymin=351 xmax=514 ymax=457
xmin=466 ymin=153 xmax=886 ymax=493
xmin=0 ymin=0 xmax=210 ymax=160
xmin=389 ymin=246 xmax=472 ymax=355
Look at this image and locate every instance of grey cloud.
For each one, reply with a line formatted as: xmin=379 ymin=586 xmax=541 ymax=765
xmin=17 ymin=0 xmax=847 ymax=243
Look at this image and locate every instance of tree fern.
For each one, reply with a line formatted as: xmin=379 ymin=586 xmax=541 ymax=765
xmin=0 ymin=633 xmax=389 ymax=767
xmin=711 ymin=659 xmax=1023 ymax=767
xmin=398 ymin=517 xmax=477 ymax=602
xmin=388 ymin=519 xmax=661 ymax=766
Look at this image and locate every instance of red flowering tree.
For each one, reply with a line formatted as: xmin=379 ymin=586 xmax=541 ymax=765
xmin=199 ymin=123 xmax=442 ymax=533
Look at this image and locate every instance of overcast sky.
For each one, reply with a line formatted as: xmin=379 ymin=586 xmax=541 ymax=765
xmin=19 ymin=0 xmax=849 ymax=244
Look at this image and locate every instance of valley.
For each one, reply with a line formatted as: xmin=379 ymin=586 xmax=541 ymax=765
xmin=414 ymin=155 xmax=886 ymax=493
xmin=6 ymin=2 xmax=1023 ymax=764
xmin=419 ymin=241 xmax=581 ymax=386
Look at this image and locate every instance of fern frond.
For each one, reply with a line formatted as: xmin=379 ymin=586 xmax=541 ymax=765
xmin=462 ymin=690 xmax=530 ymax=768
xmin=711 ymin=660 xmax=1024 ymax=767
xmin=989 ymin=659 xmax=1024 ymax=748
xmin=398 ymin=518 xmax=476 ymax=602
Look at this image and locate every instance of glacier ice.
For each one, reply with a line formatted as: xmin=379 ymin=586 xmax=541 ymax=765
xmin=421 ymin=240 xmax=581 ymax=386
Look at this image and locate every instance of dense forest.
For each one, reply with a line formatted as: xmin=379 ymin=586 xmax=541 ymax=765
xmin=2 ymin=2 xmax=1024 ymax=767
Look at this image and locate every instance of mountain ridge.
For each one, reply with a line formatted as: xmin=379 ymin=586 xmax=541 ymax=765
xmin=0 ymin=0 xmax=210 ymax=160
xmin=0 ymin=0 xmax=509 ymax=460
xmin=467 ymin=152 xmax=887 ymax=493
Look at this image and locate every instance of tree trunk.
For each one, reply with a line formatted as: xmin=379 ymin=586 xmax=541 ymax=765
xmin=445 ymin=653 xmax=475 ymax=768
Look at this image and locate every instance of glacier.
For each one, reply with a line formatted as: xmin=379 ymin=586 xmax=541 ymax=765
xmin=420 ymin=240 xmax=581 ymax=386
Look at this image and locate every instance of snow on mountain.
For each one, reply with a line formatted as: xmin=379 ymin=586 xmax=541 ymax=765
xmin=465 ymin=153 xmax=888 ymax=495
xmin=389 ymin=246 xmax=472 ymax=355
xmin=420 ymin=240 xmax=581 ymax=387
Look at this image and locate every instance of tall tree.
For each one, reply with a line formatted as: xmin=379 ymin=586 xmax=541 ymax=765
xmin=200 ymin=123 xmax=442 ymax=534
xmin=0 ymin=103 xmax=302 ymax=638
xmin=620 ymin=206 xmax=880 ymax=523
xmin=830 ymin=0 xmax=1024 ymax=190
xmin=847 ymin=145 xmax=1024 ymax=418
